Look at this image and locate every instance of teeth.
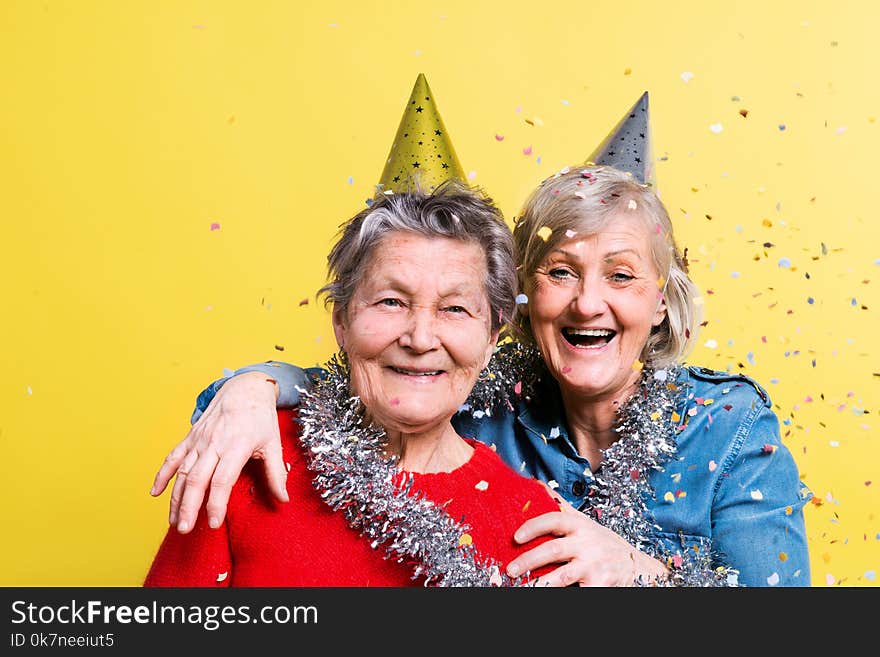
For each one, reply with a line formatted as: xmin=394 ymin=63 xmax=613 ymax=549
xmin=564 ymin=328 xmax=614 ymax=337
xmin=392 ymin=367 xmax=441 ymax=376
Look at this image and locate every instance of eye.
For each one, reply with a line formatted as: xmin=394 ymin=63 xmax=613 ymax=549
xmin=443 ymin=305 xmax=468 ymax=314
xmin=378 ymin=298 xmax=404 ymax=308
xmin=547 ymin=267 xmax=575 ymax=280
xmin=608 ymin=272 xmax=635 ymax=283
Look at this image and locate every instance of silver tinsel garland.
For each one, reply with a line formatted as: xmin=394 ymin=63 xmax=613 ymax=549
xmin=467 ymin=342 xmax=738 ymax=587
xmin=296 ymin=355 xmax=535 ymax=587
xmin=298 ymin=344 xmax=737 ymax=587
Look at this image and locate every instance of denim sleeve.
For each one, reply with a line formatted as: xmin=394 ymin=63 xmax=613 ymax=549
xmin=190 ymin=361 xmax=313 ymax=424
xmin=712 ymin=402 xmax=813 ymax=587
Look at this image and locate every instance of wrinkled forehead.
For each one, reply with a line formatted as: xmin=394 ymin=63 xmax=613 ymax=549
xmin=358 ymin=231 xmax=489 ymax=290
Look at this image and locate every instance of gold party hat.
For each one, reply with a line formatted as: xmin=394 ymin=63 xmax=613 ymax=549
xmin=587 ymin=91 xmax=654 ymax=186
xmin=377 ymin=74 xmax=466 ymax=193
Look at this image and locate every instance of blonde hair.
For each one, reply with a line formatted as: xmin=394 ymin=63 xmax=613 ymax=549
xmin=511 ymin=165 xmax=701 ymax=368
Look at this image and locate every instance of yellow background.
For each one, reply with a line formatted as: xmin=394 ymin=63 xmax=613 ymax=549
xmin=1 ymin=0 xmax=877 ymax=587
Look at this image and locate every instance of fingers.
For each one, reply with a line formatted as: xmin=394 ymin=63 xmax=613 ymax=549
xmin=260 ymin=431 xmax=290 ymax=504
xmin=512 ymin=511 xmax=572 ymax=544
xmin=533 ymin=563 xmax=591 ymax=588
xmin=150 ymin=435 xmax=193 ymax=496
xmin=168 ymin=447 xmax=199 ymax=527
xmin=506 ymin=538 xmax=570 ymax=580
xmin=174 ymin=445 xmax=221 ymax=533
xmin=205 ymin=447 xmax=258 ymax=528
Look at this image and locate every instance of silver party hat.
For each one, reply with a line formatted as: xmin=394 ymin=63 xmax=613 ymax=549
xmin=586 ymin=91 xmax=653 ymax=186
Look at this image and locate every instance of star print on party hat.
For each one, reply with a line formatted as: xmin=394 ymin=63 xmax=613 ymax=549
xmin=377 ymin=73 xmax=466 ymax=194
xmin=586 ymin=91 xmax=654 ymax=186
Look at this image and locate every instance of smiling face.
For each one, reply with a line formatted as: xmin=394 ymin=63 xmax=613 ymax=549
xmin=333 ymin=231 xmax=499 ymax=436
xmin=527 ymin=212 xmax=667 ymax=402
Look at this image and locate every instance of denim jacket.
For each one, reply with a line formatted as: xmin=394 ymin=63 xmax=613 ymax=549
xmin=194 ymin=360 xmax=812 ymax=587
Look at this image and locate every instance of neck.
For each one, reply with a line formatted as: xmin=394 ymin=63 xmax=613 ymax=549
xmin=559 ymin=374 xmax=642 ymax=468
xmin=384 ymin=421 xmax=473 ymax=474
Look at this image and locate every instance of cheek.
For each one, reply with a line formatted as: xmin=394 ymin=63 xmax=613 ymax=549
xmin=344 ymin=316 xmax=395 ymax=358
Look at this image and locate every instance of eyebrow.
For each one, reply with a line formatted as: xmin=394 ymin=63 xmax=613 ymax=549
xmin=552 ymin=247 xmax=643 ymax=260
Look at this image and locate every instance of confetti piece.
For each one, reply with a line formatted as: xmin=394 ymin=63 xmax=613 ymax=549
xmin=537 ymin=226 xmax=552 ymax=241
xmin=630 ymin=469 xmax=640 ymax=480
xmin=750 ymin=489 xmax=764 ymax=500
xmin=779 ymin=552 xmax=788 ymax=562
xmin=632 ymin=359 xmax=644 ymax=371
xmin=459 ymin=533 xmax=473 ymax=546
xmin=663 ymin=491 xmax=675 ymax=503
xmin=285 ymin=462 xmax=291 ymax=472
xmin=27 ymin=386 xmax=33 ymax=395
xmin=825 ymin=573 xmax=835 ymax=586
xmin=216 ymin=572 xmax=228 ymax=582
xmin=522 ymin=500 xmax=531 ymax=512
xmin=475 ymin=480 xmax=489 ymax=491
xmin=547 ymin=480 xmax=559 ymax=490
xmin=495 ymin=134 xmax=504 ymax=141
xmin=709 ymin=123 xmax=723 ymax=134
xmin=524 ymin=116 xmax=544 ymax=127
xmin=467 ymin=171 xmax=477 ymax=180
xmin=299 ymin=298 xmax=309 ymax=306
xmin=515 ymin=293 xmax=528 ymax=305
xmin=680 ymin=71 xmax=694 ymax=83
xmin=513 ymin=381 xmax=522 ymax=395
xmin=766 ymin=572 xmax=780 ymax=586
xmin=739 ymin=109 xmax=749 ymax=118
xmin=704 ymin=339 xmax=718 ymax=349
xmin=549 ymin=426 xmax=560 ymax=439
xmin=708 ymin=460 xmax=717 ymax=471
xmin=762 ymin=444 xmax=777 ymax=454
xmin=389 ymin=398 xmax=400 ymax=406
xmin=627 ymin=199 xmax=638 ymax=210
xmin=523 ymin=146 xmax=533 ymax=156
xmin=778 ymin=124 xmax=786 ymax=131
xmin=274 ymin=345 xmax=285 ymax=351
xmin=210 ymin=222 xmax=221 ymax=231
xmin=564 ymin=229 xmax=577 ymax=238
xmin=778 ymin=257 xmax=791 ymax=268
xmin=347 ymin=176 xmax=354 ymax=185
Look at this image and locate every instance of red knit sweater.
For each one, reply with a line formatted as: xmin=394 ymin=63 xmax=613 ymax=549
xmin=145 ymin=409 xmax=560 ymax=587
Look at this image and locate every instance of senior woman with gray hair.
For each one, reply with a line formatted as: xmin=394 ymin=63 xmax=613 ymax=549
xmin=153 ymin=165 xmax=812 ymax=587
xmin=144 ymin=181 xmax=564 ymax=586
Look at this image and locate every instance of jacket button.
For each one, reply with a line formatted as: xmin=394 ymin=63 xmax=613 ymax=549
xmin=572 ymin=480 xmax=586 ymax=497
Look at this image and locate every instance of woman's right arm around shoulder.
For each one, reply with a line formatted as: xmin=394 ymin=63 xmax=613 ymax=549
xmin=150 ymin=361 xmax=312 ymax=534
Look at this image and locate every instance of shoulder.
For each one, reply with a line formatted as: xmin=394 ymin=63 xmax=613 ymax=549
xmin=679 ymin=365 xmax=772 ymax=409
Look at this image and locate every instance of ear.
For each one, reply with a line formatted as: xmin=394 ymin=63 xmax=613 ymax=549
xmin=652 ymin=292 xmax=668 ymax=327
xmin=481 ymin=329 xmax=501 ymax=370
xmin=332 ymin=306 xmax=347 ymax=349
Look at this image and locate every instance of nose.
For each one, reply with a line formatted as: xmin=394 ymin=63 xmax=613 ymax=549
xmin=571 ymin=275 xmax=608 ymax=318
xmin=398 ymin=307 xmax=440 ymax=352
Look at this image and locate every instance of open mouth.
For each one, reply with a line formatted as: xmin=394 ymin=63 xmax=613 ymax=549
xmin=562 ymin=327 xmax=616 ymax=348
xmin=389 ymin=366 xmax=445 ymax=377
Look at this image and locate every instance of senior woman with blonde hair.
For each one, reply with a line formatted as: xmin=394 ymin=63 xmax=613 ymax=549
xmin=144 ymin=181 xmax=563 ymax=586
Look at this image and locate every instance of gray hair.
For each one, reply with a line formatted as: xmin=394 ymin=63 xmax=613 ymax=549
xmin=511 ymin=165 xmax=701 ymax=368
xmin=319 ymin=180 xmax=516 ymax=333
